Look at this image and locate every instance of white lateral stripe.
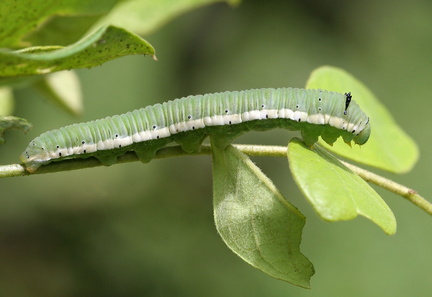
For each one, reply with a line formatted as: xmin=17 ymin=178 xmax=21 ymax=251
xmin=307 ymin=114 xmax=325 ymax=125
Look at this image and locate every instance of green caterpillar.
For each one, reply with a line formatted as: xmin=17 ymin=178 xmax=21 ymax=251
xmin=21 ymin=88 xmax=371 ymax=172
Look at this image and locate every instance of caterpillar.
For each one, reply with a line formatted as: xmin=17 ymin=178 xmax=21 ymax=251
xmin=21 ymin=88 xmax=371 ymax=172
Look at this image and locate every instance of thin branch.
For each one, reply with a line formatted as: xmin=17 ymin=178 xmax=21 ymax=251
xmin=0 ymin=145 xmax=211 ymax=178
xmin=1 ymin=143 xmax=430 ymax=216
xmin=340 ymin=160 xmax=432 ymax=216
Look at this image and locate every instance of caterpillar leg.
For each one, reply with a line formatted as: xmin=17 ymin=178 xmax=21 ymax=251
xmin=172 ymin=131 xmax=207 ymax=153
xmin=95 ymin=153 xmax=118 ymax=166
xmin=301 ymin=128 xmax=320 ymax=147
xmin=135 ymin=149 xmax=156 ymax=163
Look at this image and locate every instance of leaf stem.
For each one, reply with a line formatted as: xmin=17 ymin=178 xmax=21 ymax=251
xmin=1 ymin=143 xmax=430 ymax=216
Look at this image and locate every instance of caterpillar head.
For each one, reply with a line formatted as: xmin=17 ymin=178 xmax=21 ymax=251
xmin=353 ymin=119 xmax=371 ymax=145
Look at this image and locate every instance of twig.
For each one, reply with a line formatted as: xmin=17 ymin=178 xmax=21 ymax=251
xmin=340 ymin=160 xmax=432 ymax=216
xmin=0 ymin=144 xmax=430 ymax=216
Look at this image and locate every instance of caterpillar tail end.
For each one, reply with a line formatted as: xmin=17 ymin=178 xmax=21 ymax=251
xmin=23 ymin=164 xmax=38 ymax=173
xmin=20 ymin=161 xmax=40 ymax=173
xmin=20 ymin=154 xmax=41 ymax=173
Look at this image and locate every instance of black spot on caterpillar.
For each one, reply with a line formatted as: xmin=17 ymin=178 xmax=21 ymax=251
xmin=344 ymin=92 xmax=352 ymax=115
xmin=21 ymin=88 xmax=371 ymax=172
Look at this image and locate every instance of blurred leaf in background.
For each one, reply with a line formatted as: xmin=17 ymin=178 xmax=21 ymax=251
xmin=95 ymin=0 xmax=241 ymax=35
xmin=1 ymin=0 xmax=237 ymax=116
xmin=0 ymin=0 xmax=118 ymax=48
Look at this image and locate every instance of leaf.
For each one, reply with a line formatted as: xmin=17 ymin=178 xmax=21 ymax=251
xmin=211 ymin=140 xmax=314 ymax=288
xmin=0 ymin=25 xmax=156 ymax=78
xmin=0 ymin=0 xmax=119 ymax=48
xmin=0 ymin=87 xmax=14 ymax=116
xmin=94 ymin=0 xmax=241 ymax=35
xmin=288 ymin=138 xmax=397 ymax=235
xmin=0 ymin=116 xmax=32 ymax=144
xmin=33 ymin=71 xmax=83 ymax=116
xmin=306 ymin=66 xmax=419 ymax=173
xmin=25 ymin=15 xmax=106 ymax=47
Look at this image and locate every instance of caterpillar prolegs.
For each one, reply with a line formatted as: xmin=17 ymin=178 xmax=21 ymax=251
xmin=21 ymin=88 xmax=371 ymax=172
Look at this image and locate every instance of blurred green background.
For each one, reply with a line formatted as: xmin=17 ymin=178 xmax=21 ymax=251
xmin=1 ymin=0 xmax=432 ymax=296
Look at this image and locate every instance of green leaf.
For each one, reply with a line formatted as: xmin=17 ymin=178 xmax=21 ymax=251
xmin=0 ymin=87 xmax=14 ymax=116
xmin=306 ymin=66 xmax=419 ymax=173
xmin=288 ymin=138 xmax=397 ymax=235
xmin=25 ymin=15 xmax=107 ymax=47
xmin=0 ymin=0 xmax=119 ymax=48
xmin=0 ymin=116 xmax=32 ymax=144
xmin=95 ymin=0 xmax=241 ymax=35
xmin=33 ymin=71 xmax=83 ymax=116
xmin=0 ymin=25 xmax=156 ymax=78
xmin=211 ymin=140 xmax=314 ymax=287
